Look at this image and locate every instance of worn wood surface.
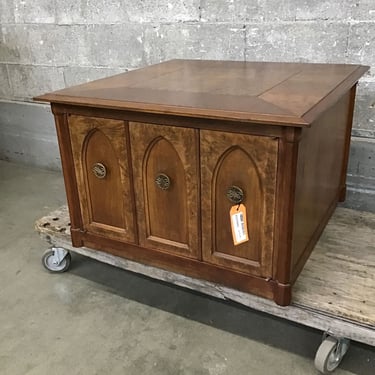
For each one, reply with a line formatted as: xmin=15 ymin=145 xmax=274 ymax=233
xmin=35 ymin=60 xmax=368 ymax=126
xmin=35 ymin=206 xmax=374 ymax=346
xmin=293 ymin=207 xmax=375 ymax=327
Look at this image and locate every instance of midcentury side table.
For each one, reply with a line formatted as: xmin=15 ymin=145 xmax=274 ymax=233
xmin=35 ymin=60 xmax=368 ymax=305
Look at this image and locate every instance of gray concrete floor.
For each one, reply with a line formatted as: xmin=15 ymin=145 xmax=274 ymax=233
xmin=0 ymin=160 xmax=373 ymax=375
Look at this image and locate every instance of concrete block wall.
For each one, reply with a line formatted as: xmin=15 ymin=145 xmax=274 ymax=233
xmin=0 ymin=0 xmax=374 ymax=210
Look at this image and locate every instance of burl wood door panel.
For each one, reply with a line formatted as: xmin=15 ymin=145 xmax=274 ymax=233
xmin=129 ymin=122 xmax=199 ymax=258
xmin=201 ymin=130 xmax=278 ymax=277
xmin=68 ymin=115 xmax=136 ymax=243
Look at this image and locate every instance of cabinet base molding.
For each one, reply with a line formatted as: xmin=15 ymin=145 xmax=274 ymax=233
xmin=77 ymin=231 xmax=292 ymax=304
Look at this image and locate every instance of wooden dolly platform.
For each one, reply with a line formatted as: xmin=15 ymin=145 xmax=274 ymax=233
xmin=35 ymin=206 xmax=375 ymax=374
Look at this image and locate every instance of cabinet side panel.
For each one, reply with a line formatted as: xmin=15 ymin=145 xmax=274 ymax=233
xmin=291 ymin=91 xmax=352 ymax=280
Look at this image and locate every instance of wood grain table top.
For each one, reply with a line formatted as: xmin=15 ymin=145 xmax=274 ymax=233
xmin=35 ymin=59 xmax=369 ymax=126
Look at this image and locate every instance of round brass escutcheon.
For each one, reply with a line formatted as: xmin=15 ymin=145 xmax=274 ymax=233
xmin=226 ymin=185 xmax=244 ymax=204
xmin=92 ymin=162 xmax=107 ymax=179
xmin=155 ymin=173 xmax=171 ymax=190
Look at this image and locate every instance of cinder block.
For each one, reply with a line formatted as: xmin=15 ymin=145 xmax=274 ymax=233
xmin=0 ymin=131 xmax=61 ymax=170
xmin=345 ymin=136 xmax=375 ymax=211
xmin=1 ymin=25 xmax=99 ymax=66
xmin=0 ymin=25 xmax=79 ymax=65
xmin=348 ymin=22 xmax=375 ymax=67
xmin=83 ymin=0 xmax=131 ymax=24
xmin=260 ymin=0 xmax=349 ymax=21
xmin=344 ymin=188 xmax=375 ymax=213
xmin=7 ymin=65 xmax=65 ymax=100
xmin=201 ymin=0 xmax=262 ymax=22
xmin=347 ymin=136 xmax=375 ymax=184
xmin=63 ymin=66 xmax=126 ymax=87
xmin=0 ymin=0 xmax=14 ymax=23
xmin=1 ymin=25 xmax=48 ymax=64
xmin=44 ymin=25 xmax=90 ymax=66
xmin=0 ymin=64 xmax=12 ymax=98
xmin=127 ymin=0 xmax=200 ymax=22
xmin=294 ymin=0 xmax=350 ymax=20
xmin=259 ymin=0 xmax=295 ymax=21
xmin=56 ymin=0 xmax=199 ymax=24
xmin=56 ymin=0 xmax=129 ymax=25
xmin=246 ymin=22 xmax=349 ymax=63
xmin=14 ymin=0 xmax=55 ymax=23
xmin=2 ymin=24 xmax=142 ymax=68
xmin=87 ymin=24 xmax=145 ymax=67
xmin=144 ymin=23 xmax=245 ymax=65
xmin=0 ymin=25 xmax=29 ymax=63
xmin=55 ymin=0 xmax=84 ymax=25
xmin=350 ymin=0 xmax=375 ymax=20
xmin=353 ymin=80 xmax=375 ymax=138
xmin=0 ymin=100 xmax=56 ymax=138
xmin=0 ymin=100 xmax=60 ymax=169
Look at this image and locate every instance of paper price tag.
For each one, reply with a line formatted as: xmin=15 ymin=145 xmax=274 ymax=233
xmin=230 ymin=204 xmax=249 ymax=246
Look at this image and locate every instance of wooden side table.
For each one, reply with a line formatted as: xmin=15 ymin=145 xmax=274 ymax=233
xmin=35 ymin=60 xmax=369 ymax=305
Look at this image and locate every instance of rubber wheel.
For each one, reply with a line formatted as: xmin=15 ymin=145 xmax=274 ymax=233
xmin=314 ymin=337 xmax=347 ymax=374
xmin=42 ymin=249 xmax=71 ymax=273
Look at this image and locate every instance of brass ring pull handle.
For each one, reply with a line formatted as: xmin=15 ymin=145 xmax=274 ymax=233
xmin=226 ymin=185 xmax=244 ymax=204
xmin=92 ymin=163 xmax=107 ymax=179
xmin=155 ymin=173 xmax=171 ymax=190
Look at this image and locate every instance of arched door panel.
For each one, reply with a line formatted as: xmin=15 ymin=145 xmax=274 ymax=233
xmin=68 ymin=115 xmax=136 ymax=243
xmin=129 ymin=122 xmax=199 ymax=258
xmin=200 ymin=130 xmax=278 ymax=277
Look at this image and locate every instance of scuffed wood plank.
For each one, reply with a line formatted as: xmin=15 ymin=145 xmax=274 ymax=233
xmin=35 ymin=206 xmax=375 ymax=346
xmin=293 ymin=207 xmax=375 ymax=327
xmin=35 ymin=206 xmax=71 ymax=239
xmin=37 ymin=234 xmax=375 ymax=346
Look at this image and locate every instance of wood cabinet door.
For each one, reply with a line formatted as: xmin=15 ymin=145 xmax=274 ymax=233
xmin=129 ymin=122 xmax=199 ymax=259
xmin=200 ymin=130 xmax=278 ymax=277
xmin=68 ymin=115 xmax=136 ymax=243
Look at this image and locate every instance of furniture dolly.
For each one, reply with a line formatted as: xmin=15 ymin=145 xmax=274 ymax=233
xmin=36 ymin=205 xmax=374 ymax=374
xmin=34 ymin=60 xmax=373 ymax=373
